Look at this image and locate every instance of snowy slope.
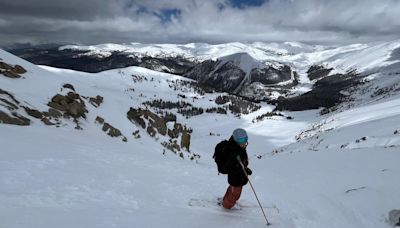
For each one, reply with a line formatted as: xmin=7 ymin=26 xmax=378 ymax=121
xmin=1 ymin=48 xmax=400 ymax=228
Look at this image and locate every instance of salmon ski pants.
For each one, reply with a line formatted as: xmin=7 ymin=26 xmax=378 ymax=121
xmin=222 ymin=185 xmax=243 ymax=209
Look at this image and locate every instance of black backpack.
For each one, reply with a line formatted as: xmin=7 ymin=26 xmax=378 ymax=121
xmin=213 ymin=140 xmax=229 ymax=174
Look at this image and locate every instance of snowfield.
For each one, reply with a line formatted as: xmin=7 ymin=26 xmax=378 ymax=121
xmin=1 ymin=40 xmax=400 ymax=228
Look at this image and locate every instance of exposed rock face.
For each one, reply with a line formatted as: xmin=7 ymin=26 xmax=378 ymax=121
xmin=127 ymin=108 xmax=167 ymax=136
xmin=95 ymin=116 xmax=127 ymax=142
xmin=127 ymin=107 xmax=192 ymax=154
xmin=0 ymin=111 xmax=30 ymax=125
xmin=48 ymin=92 xmax=88 ymax=119
xmin=0 ymin=61 xmax=27 ymax=78
xmin=181 ymin=129 xmax=191 ymax=151
xmin=0 ymin=89 xmax=31 ymax=125
xmin=184 ymin=53 xmax=296 ymax=99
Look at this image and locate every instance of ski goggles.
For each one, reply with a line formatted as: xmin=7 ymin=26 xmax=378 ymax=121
xmin=236 ymin=137 xmax=248 ymax=144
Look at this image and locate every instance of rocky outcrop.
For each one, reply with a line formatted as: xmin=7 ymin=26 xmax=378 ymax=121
xmin=95 ymin=116 xmax=127 ymax=142
xmin=48 ymin=92 xmax=88 ymax=119
xmin=127 ymin=108 xmax=168 ymax=136
xmin=0 ymin=89 xmax=31 ymax=125
xmin=0 ymin=61 xmax=27 ymax=78
xmin=127 ymin=107 xmax=193 ymax=156
xmin=0 ymin=111 xmax=30 ymax=125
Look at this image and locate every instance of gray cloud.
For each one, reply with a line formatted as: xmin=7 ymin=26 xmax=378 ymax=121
xmin=1 ymin=0 xmax=399 ymax=47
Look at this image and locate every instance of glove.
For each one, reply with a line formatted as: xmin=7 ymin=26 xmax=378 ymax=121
xmin=245 ymin=167 xmax=252 ymax=176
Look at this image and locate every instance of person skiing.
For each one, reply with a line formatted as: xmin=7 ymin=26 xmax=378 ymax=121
xmin=220 ymin=128 xmax=252 ymax=209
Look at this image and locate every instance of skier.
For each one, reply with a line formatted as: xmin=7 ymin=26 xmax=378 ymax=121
xmin=221 ymin=128 xmax=252 ymax=209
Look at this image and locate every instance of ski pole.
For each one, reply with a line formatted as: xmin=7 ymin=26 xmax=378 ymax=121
xmin=237 ymin=156 xmax=271 ymax=226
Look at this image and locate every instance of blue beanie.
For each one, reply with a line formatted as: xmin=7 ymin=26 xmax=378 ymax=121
xmin=232 ymin=128 xmax=248 ymax=144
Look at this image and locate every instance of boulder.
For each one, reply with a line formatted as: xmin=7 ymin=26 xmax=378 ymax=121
xmin=89 ymin=95 xmax=104 ymax=107
xmin=13 ymin=65 xmax=27 ymax=74
xmin=62 ymin=83 xmax=75 ymax=91
xmin=23 ymin=106 xmax=43 ymax=119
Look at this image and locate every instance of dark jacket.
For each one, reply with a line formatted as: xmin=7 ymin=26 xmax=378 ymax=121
xmin=225 ymin=136 xmax=249 ymax=187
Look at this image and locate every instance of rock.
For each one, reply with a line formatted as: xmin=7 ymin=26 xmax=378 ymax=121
xmin=146 ymin=126 xmax=157 ymax=137
xmin=2 ymin=71 xmax=21 ymax=78
xmin=95 ymin=116 xmax=105 ymax=124
xmin=0 ymin=62 xmax=26 ymax=78
xmin=41 ymin=117 xmax=55 ymax=125
xmin=47 ymin=101 xmax=67 ymax=112
xmin=23 ymin=106 xmax=43 ymax=119
xmin=47 ymin=108 xmax=63 ymax=118
xmin=389 ymin=210 xmax=400 ymax=226
xmin=48 ymin=93 xmax=87 ymax=119
xmin=62 ymin=83 xmax=75 ymax=91
xmin=12 ymin=65 xmax=27 ymax=74
xmin=0 ymin=61 xmax=13 ymax=71
xmin=89 ymin=95 xmax=103 ymax=107
xmin=181 ymin=128 xmax=191 ymax=151
xmin=0 ymin=111 xmax=30 ymax=126
xmin=127 ymin=108 xmax=167 ymax=136
xmin=95 ymin=116 xmax=127 ymax=142
xmin=67 ymin=100 xmax=86 ymax=118
xmin=102 ymin=123 xmax=122 ymax=137
xmin=51 ymin=94 xmax=67 ymax=104
xmin=67 ymin=92 xmax=80 ymax=100
xmin=132 ymin=130 xmax=141 ymax=139
xmin=168 ymin=123 xmax=183 ymax=138
xmin=127 ymin=108 xmax=146 ymax=129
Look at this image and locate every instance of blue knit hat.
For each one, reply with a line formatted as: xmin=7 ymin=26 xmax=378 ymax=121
xmin=232 ymin=128 xmax=248 ymax=144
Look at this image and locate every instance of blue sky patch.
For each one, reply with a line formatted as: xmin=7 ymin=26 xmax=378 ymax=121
xmin=155 ymin=8 xmax=182 ymax=23
xmin=229 ymin=0 xmax=266 ymax=9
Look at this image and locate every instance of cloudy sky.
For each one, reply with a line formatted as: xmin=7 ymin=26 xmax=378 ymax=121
xmin=0 ymin=0 xmax=399 ymax=47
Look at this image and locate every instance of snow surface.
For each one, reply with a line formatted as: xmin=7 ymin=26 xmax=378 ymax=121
xmin=1 ymin=43 xmax=400 ymax=228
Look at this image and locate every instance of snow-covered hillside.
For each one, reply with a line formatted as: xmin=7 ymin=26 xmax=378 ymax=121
xmin=58 ymin=40 xmax=400 ymax=103
xmin=1 ymin=46 xmax=400 ymax=228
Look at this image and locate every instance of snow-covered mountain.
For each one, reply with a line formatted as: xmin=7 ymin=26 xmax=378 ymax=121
xmin=9 ymin=40 xmax=400 ymax=106
xmin=1 ymin=40 xmax=400 ymax=228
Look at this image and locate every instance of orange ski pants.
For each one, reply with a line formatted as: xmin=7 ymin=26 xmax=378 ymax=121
xmin=222 ymin=185 xmax=242 ymax=209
